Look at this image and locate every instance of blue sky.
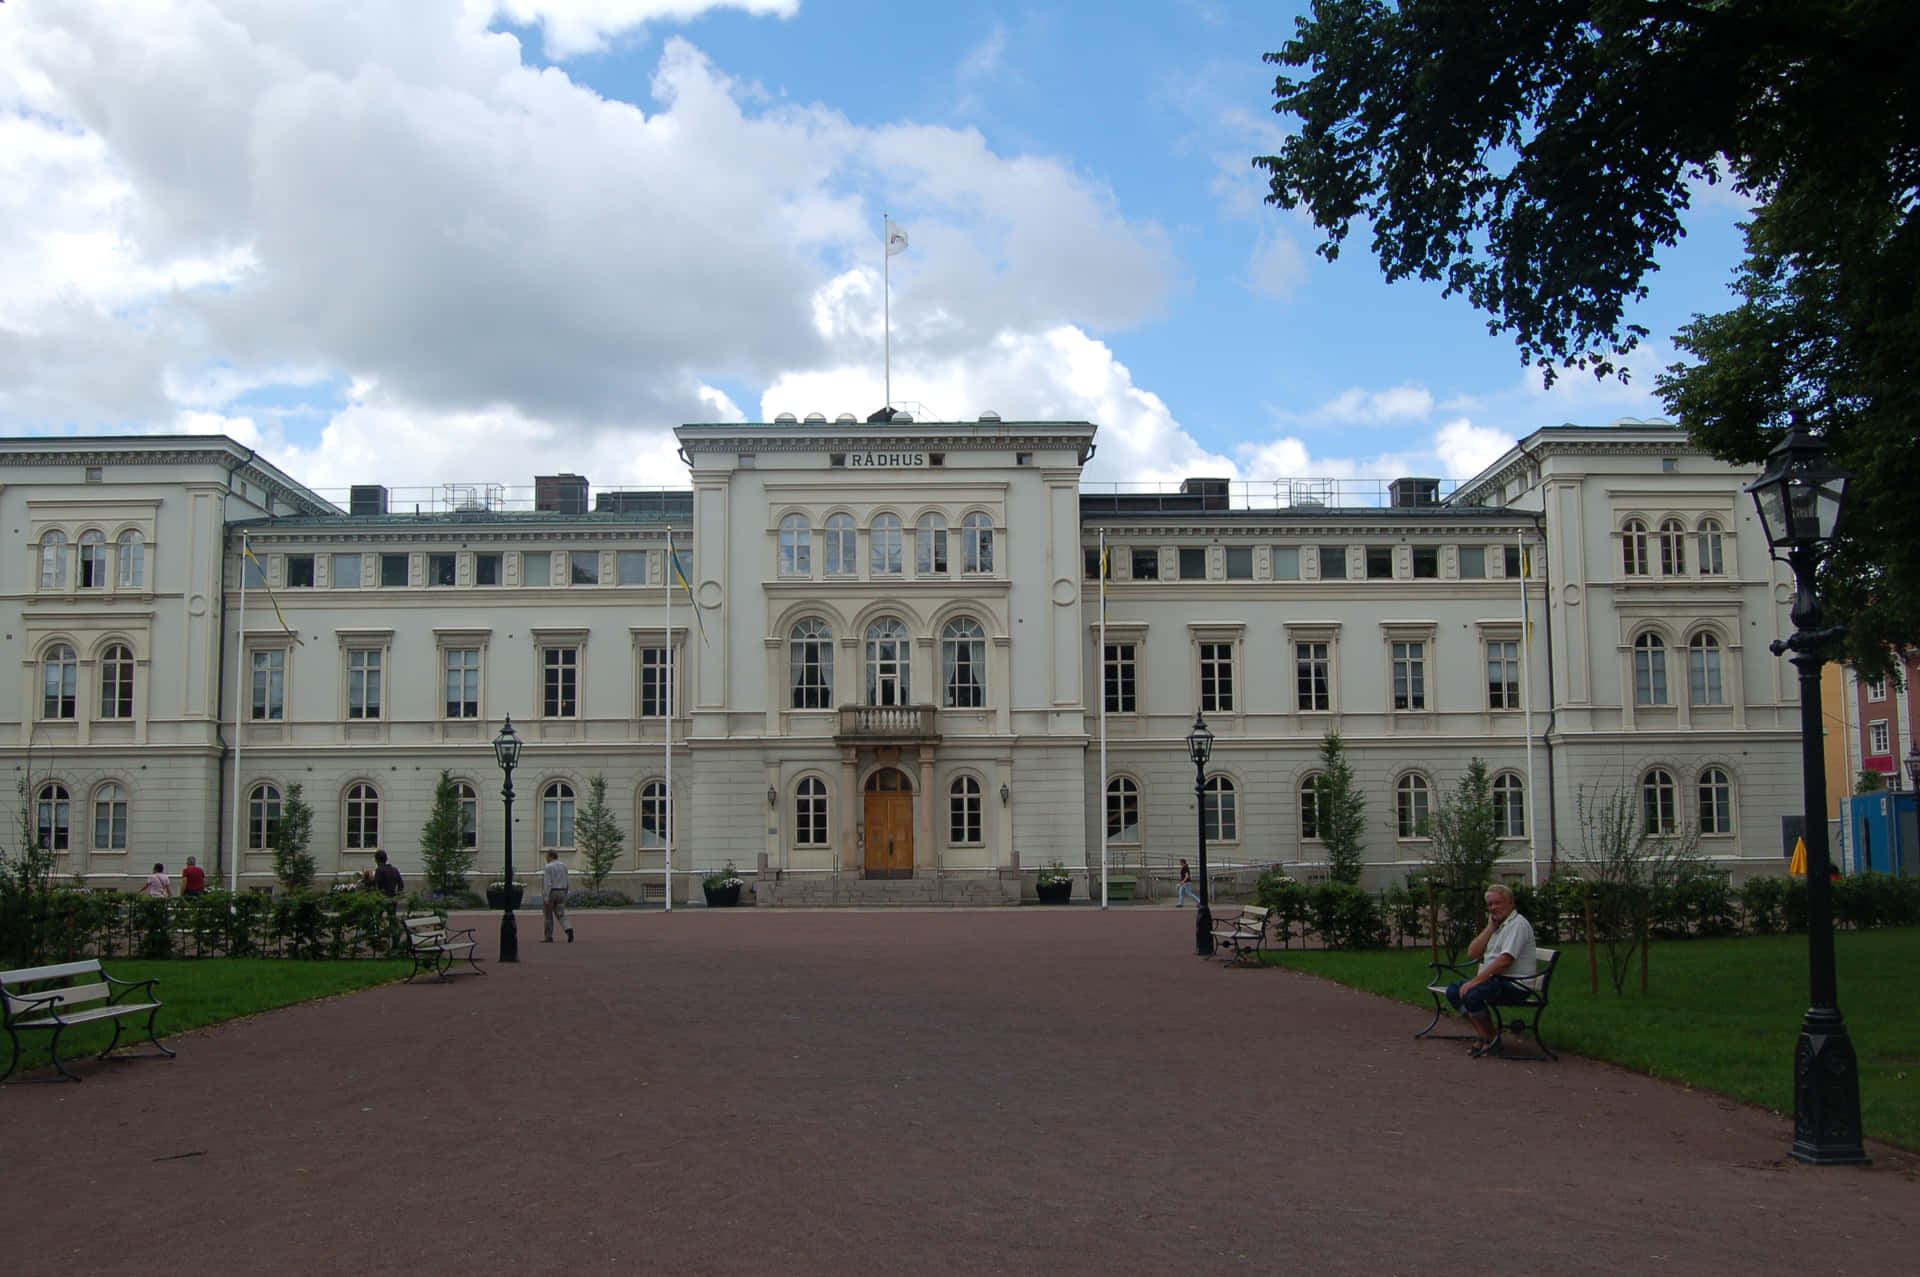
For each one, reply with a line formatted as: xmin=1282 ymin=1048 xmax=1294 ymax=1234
xmin=0 ymin=1 xmax=1749 ymax=499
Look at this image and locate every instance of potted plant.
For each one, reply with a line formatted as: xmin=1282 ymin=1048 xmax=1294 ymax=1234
xmin=1035 ymin=860 xmax=1073 ymax=904
xmin=485 ymin=879 xmax=525 ymax=910
xmin=702 ymin=862 xmax=745 ymax=908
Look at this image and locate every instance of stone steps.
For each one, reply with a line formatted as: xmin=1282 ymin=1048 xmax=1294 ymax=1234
xmin=759 ymin=876 xmax=1020 ymax=908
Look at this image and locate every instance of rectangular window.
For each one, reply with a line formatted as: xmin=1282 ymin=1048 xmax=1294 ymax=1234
xmin=1272 ymin=547 xmax=1300 ymax=580
xmin=640 ymin=647 xmax=675 ymax=717
xmin=444 ymin=648 xmax=480 ymax=719
xmin=1296 ymin=642 xmax=1330 ymax=711
xmin=523 ymin=553 xmax=551 ymax=586
xmin=251 ymin=650 xmax=285 ymax=721
xmin=796 ymin=786 xmax=828 ymax=846
xmin=332 ymin=554 xmax=362 ymax=587
xmin=475 ymin=553 xmax=502 ymax=585
xmin=243 ymin=554 xmax=266 ymax=588
xmin=1870 ymin=719 xmax=1890 ymax=755
xmin=949 ymin=787 xmax=982 ymax=845
xmin=570 ymin=551 xmax=599 ymax=585
xmin=1392 ymin=641 xmax=1427 ymax=710
xmin=1199 ymin=642 xmax=1235 ymax=712
xmin=428 ymin=554 xmax=456 ymax=586
xmin=543 ymin=647 xmax=578 ymax=717
xmin=286 ymin=554 xmax=316 ymax=588
xmin=1459 ymin=546 xmax=1487 ymax=579
xmin=618 ymin=551 xmax=649 ymax=585
xmin=1366 ymin=546 xmax=1394 ymax=579
xmin=1487 ymin=641 xmax=1521 ymax=709
xmin=380 ymin=554 xmax=409 ymax=587
xmin=1131 ymin=548 xmax=1159 ymax=580
xmin=1103 ymin=643 xmax=1137 ymax=713
xmin=1084 ymin=548 xmax=1103 ymax=579
xmin=1319 ymin=546 xmax=1346 ymax=579
xmin=347 ymin=650 xmax=383 ymax=720
xmin=1411 ymin=546 xmax=1439 ymax=579
xmin=1505 ymin=545 xmax=1523 ymax=577
xmin=1225 ymin=547 xmax=1253 ymax=580
xmin=1866 ymin=679 xmax=1887 ymax=702
xmin=1179 ymin=548 xmax=1207 ymax=580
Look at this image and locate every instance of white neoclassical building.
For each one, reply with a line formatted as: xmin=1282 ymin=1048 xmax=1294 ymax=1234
xmin=2 ymin=419 xmax=1804 ymax=901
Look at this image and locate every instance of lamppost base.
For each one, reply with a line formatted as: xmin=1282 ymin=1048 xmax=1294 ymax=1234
xmin=1193 ymin=903 xmax=1213 ymax=957
xmin=1791 ymin=1009 xmax=1869 ymax=1165
xmin=500 ymin=909 xmax=519 ymax=964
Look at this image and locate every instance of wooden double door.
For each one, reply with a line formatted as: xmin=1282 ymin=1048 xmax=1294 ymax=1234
xmin=863 ymin=768 xmax=915 ymax=878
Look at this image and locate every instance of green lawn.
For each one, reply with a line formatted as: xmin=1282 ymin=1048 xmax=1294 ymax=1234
xmin=3 ymin=958 xmax=409 ymax=1079
xmin=1264 ymin=930 xmax=1920 ymax=1151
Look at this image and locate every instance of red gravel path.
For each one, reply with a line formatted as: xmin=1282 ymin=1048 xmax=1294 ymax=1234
xmin=3 ymin=908 xmax=1916 ymax=1275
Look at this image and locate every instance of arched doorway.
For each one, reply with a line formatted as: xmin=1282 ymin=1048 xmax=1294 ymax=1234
xmin=863 ymin=768 xmax=914 ymax=878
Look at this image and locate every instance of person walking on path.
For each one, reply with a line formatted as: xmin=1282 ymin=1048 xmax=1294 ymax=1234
xmin=142 ymin=862 xmax=172 ymax=898
xmin=180 ymin=856 xmax=206 ymax=897
xmin=543 ymin=850 xmax=573 ymax=943
xmin=1175 ymin=858 xmax=1198 ymax=907
xmin=1444 ymin=884 xmax=1538 ymax=1057
xmin=372 ymin=849 xmax=404 ymax=897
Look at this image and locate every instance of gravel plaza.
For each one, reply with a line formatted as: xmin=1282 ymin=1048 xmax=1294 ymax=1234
xmin=4 ymin=906 xmax=1917 ymax=1275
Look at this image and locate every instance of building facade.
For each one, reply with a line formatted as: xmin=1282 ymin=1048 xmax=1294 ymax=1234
xmin=3 ymin=420 xmax=1808 ymax=898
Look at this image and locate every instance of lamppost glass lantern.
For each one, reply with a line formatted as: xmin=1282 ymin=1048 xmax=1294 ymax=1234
xmin=492 ymin=716 xmax=522 ymax=772
xmin=1746 ymin=424 xmax=1850 ymax=551
xmin=492 ymin=715 xmax=522 ymax=964
xmin=1186 ymin=713 xmax=1214 ymax=768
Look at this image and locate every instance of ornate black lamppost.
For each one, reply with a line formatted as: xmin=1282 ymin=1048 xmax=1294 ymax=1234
xmin=1187 ymin=711 xmax=1215 ymax=956
xmin=492 ymin=715 xmax=523 ymax=964
xmin=1746 ymin=425 xmax=1866 ymax=1165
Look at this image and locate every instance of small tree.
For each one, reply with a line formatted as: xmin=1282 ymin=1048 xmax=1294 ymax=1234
xmin=1426 ymin=759 xmax=1501 ymax=956
xmin=574 ymin=775 xmax=626 ymax=890
xmin=1313 ymin=732 xmax=1368 ymax=885
xmin=272 ymin=782 xmax=317 ymax=894
xmin=418 ymin=770 xmax=476 ymax=896
xmin=1570 ymin=784 xmax=1701 ymax=993
xmin=1 ymin=779 xmax=62 ymax=966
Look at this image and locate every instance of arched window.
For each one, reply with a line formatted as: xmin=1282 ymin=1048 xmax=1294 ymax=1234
xmin=1493 ymin=773 xmax=1525 ymax=838
xmin=824 ymin=514 xmax=856 ymax=576
xmin=1202 ymin=775 xmax=1238 ymax=842
xmin=1688 ymin=633 xmax=1724 ymax=705
xmin=1106 ymin=777 xmax=1140 ymax=845
xmin=37 ymin=783 xmax=70 ymax=851
xmin=1698 ymin=768 xmax=1733 ymax=835
xmin=962 ymin=513 xmax=995 ymax=574
xmin=1658 ymin=519 xmax=1687 ymax=575
xmin=1299 ymin=774 xmax=1323 ymax=840
xmin=870 ymin=514 xmax=904 ymax=575
xmin=916 ymin=514 xmax=948 ymax=574
xmin=1695 ymin=519 xmax=1725 ymax=576
xmin=779 ymin=514 xmax=811 ymax=576
xmin=789 ymin=618 xmax=834 ymax=709
xmin=39 ymin=530 xmax=69 ymax=589
xmin=1396 ymin=774 xmax=1431 ymax=839
xmin=43 ymin=644 xmax=78 ymax=719
xmin=542 ymin=781 xmax=576 ymax=849
xmin=794 ymin=777 xmax=828 ymax=846
xmin=941 ymin=617 xmax=986 ymax=708
xmin=345 ymin=783 xmax=380 ymax=849
xmin=93 ymin=783 xmax=128 ymax=851
xmin=948 ymin=775 xmax=983 ymax=844
xmin=117 ymin=530 xmax=146 ymax=588
xmin=100 ymin=643 xmax=135 ymax=719
xmin=639 ymin=780 xmax=671 ymax=847
xmin=1621 ymin=519 xmax=1648 ymax=576
xmin=455 ymin=781 xmax=479 ymax=849
xmin=1642 ymin=769 xmax=1677 ymax=835
xmin=247 ymin=783 xmax=282 ymax=850
xmin=1633 ymin=633 xmax=1669 ymax=705
xmin=865 ymin=618 xmax=912 ymax=707
xmin=78 ymin=531 xmax=108 ymax=589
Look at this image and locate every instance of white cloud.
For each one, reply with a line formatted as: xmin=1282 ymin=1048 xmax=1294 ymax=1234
xmin=488 ymin=0 xmax=800 ymax=59
xmin=1247 ymin=232 xmax=1308 ymax=300
xmin=1314 ymin=384 xmax=1435 ymax=424
xmin=1433 ymin=418 xmax=1515 ymax=479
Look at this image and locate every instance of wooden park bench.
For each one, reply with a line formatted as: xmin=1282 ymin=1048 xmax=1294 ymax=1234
xmin=2 ymin=959 xmax=176 ymax=1083
xmin=398 ymin=912 xmax=485 ymax=983
xmin=1415 ymin=947 xmax=1561 ymax=1061
xmin=1210 ymin=904 xmax=1273 ymax=967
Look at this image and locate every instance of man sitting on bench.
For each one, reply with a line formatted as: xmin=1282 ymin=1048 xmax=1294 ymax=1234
xmin=1444 ymin=884 xmax=1538 ymax=1058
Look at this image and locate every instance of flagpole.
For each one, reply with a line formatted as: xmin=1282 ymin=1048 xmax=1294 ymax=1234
xmin=664 ymin=530 xmax=675 ymax=913
xmin=1098 ymin=529 xmax=1109 ymax=910
xmin=228 ymin=532 xmax=246 ymax=894
xmin=883 ymin=212 xmax=891 ymax=410
xmin=1520 ymin=531 xmax=1538 ymax=887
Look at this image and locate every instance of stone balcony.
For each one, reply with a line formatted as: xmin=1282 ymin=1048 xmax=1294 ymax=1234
xmin=836 ymin=704 xmax=940 ymax=745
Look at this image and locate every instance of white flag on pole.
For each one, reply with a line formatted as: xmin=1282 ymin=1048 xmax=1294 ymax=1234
xmin=885 ymin=219 xmax=908 ymax=256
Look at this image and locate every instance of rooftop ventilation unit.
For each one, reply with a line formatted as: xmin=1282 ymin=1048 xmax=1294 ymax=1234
xmin=1180 ymin=477 xmax=1230 ymax=510
xmin=1389 ymin=477 xmax=1442 ymax=507
xmin=835 ymin=413 xmax=858 ymax=423
xmin=774 ymin=412 xmax=798 ymax=424
xmin=349 ymin=484 xmax=388 ymax=516
xmin=892 ymin=412 xmax=912 ymax=423
xmin=978 ymin=410 xmax=1001 ymax=422
xmin=534 ymin=473 xmax=589 ymax=515
xmin=804 ymin=412 xmax=827 ymax=423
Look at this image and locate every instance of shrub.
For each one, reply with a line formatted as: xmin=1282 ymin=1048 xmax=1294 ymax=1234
xmin=703 ymin=861 xmax=746 ymax=890
xmin=272 ymin=783 xmax=317 ymax=894
xmin=566 ymin=888 xmax=635 ymax=909
xmin=1381 ymin=883 xmax=1426 ymax=947
xmin=1306 ymin=882 xmax=1388 ymax=950
xmin=1254 ymin=872 xmax=1309 ymax=946
xmin=1313 ymin=733 xmax=1368 ymax=885
xmin=1741 ymin=875 xmax=1790 ymax=934
xmin=418 ymin=770 xmax=477 ymax=896
xmin=575 ymin=776 xmax=627 ymax=890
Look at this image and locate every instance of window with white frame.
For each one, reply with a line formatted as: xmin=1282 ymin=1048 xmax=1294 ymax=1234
xmin=542 ymin=781 xmax=576 ymax=849
xmin=870 ymin=514 xmax=904 ymax=575
xmin=1698 ymin=768 xmax=1733 ymax=835
xmin=639 ymin=646 xmax=676 ymax=717
xmin=1103 ymin=642 xmax=1137 ymax=713
xmin=639 ymin=780 xmax=671 ymax=847
xmin=251 ymin=649 xmax=286 ymax=721
xmin=1199 ymin=641 xmax=1235 ymax=713
xmin=824 ymin=514 xmax=857 ymax=576
xmin=1870 ymin=719 xmax=1890 ymax=755
xmin=1202 ymin=775 xmax=1237 ymax=842
xmin=78 ymin=531 xmax=108 ymax=588
xmin=99 ymin=643 xmax=134 ymax=719
xmin=1487 ymin=640 xmax=1520 ymax=709
xmin=247 ymin=783 xmax=281 ymax=849
xmin=616 ymin=551 xmax=647 ymax=585
xmin=332 ymin=553 xmax=363 ymax=587
xmin=962 ymin=513 xmax=994 ymax=574
xmin=542 ymin=646 xmax=579 ymax=718
xmin=941 ymin=617 xmax=986 ymax=708
xmin=789 ymin=619 xmax=835 ymax=709
xmin=948 ymin=776 xmax=983 ymax=844
xmin=345 ymin=783 xmax=380 ymax=849
xmin=117 ymin=531 xmax=146 ymax=588
xmin=39 ymin=530 xmax=68 ymax=589
xmin=569 ymin=551 xmax=599 ymax=585
xmin=917 ymin=514 xmax=948 ymax=574
xmin=1106 ymin=777 xmax=1140 ymax=844
xmin=1299 ymin=774 xmax=1322 ymax=841
xmin=456 ymin=781 xmax=479 ymax=849
xmin=347 ymin=649 xmax=383 ymax=720
xmin=444 ymin=648 xmax=481 ymax=718
xmin=1641 ymin=768 xmax=1678 ymax=834
xmin=1297 ymin=641 xmax=1331 ymax=711
xmin=795 ymin=777 xmax=828 ymax=846
xmin=37 ymin=783 xmax=70 ymax=851
xmin=1621 ymin=519 xmax=1649 ymax=576
xmin=1493 ymin=773 xmax=1525 ymax=838
xmin=1658 ymin=519 xmax=1687 ymax=574
xmin=1696 ymin=519 xmax=1725 ymax=575
xmin=1866 ymin=678 xmax=1886 ymax=702
xmin=865 ymin=618 xmax=912 ymax=706
xmin=1633 ymin=632 xmax=1669 ymax=705
xmin=780 ymin=514 xmax=811 ymax=576
xmin=1688 ymin=633 xmax=1724 ymax=705
xmin=1396 ymin=774 xmax=1431 ymax=839
xmin=93 ymin=783 xmax=127 ymax=851
xmin=42 ymin=644 xmax=77 ymax=719
xmin=1391 ymin=640 xmax=1427 ymax=710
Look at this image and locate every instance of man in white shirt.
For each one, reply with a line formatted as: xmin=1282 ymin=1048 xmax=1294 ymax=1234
xmin=542 ymin=850 xmax=573 ymax=943
xmin=1444 ymin=884 xmax=1537 ymax=1057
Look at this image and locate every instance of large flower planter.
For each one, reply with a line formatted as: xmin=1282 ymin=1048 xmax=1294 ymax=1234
xmin=1035 ymin=880 xmax=1072 ymax=905
xmin=704 ymin=883 xmax=742 ymax=908
xmin=485 ymin=884 xmax=525 ymax=910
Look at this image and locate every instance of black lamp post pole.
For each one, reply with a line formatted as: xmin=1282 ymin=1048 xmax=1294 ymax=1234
xmin=499 ymin=755 xmax=519 ymax=965
xmin=1777 ymin=541 xmax=1865 ymax=1164
xmin=1192 ymin=734 xmax=1213 ymax=958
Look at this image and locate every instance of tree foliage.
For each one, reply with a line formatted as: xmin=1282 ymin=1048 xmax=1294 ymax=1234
xmin=1568 ymin=784 xmax=1702 ymax=993
xmin=1313 ymin=732 xmax=1368 ymax=884
xmin=272 ymin=782 xmax=317 ymax=894
xmin=1426 ymin=759 xmax=1501 ymax=953
xmin=418 ymin=769 xmax=476 ymax=896
xmin=1257 ymin=2 xmax=1920 ymax=675
xmin=574 ymin=775 xmax=626 ymax=891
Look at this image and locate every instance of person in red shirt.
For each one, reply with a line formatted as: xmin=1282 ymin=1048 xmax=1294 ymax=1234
xmin=181 ymin=855 xmax=207 ymax=896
